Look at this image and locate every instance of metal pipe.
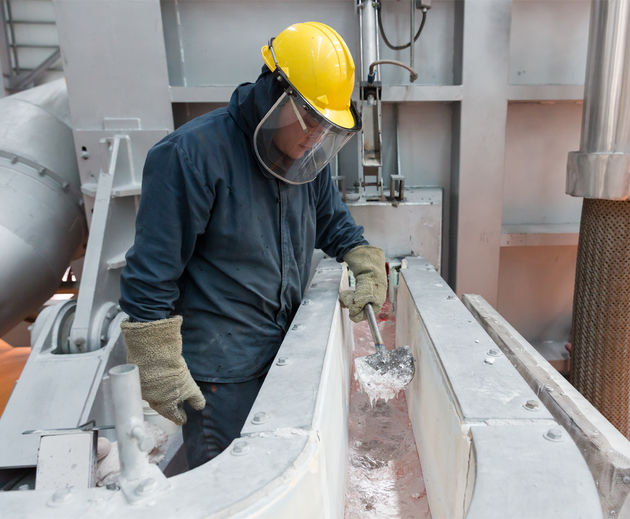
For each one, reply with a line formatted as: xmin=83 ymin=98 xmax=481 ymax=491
xmin=365 ymin=303 xmax=385 ymax=352
xmin=568 ymin=0 xmax=630 ymax=441
xmin=410 ymin=0 xmax=415 ymax=81
xmin=369 ymin=59 xmax=418 ymax=82
xmin=361 ymin=0 xmax=379 ymax=81
xmin=109 ymin=364 xmax=152 ymax=483
xmin=566 ymin=0 xmax=630 ymax=200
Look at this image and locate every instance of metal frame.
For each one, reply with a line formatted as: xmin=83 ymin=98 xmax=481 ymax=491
xmin=0 ymin=0 xmax=61 ymax=94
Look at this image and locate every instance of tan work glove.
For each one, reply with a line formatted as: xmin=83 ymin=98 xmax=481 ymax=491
xmin=339 ymin=245 xmax=387 ymax=323
xmin=120 ymin=316 xmax=206 ymax=425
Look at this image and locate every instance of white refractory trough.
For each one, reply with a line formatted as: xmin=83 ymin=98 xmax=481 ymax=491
xmin=0 ymin=258 xmax=602 ymax=517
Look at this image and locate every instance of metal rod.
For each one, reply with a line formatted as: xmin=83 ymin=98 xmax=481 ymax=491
xmin=9 ymin=43 xmax=59 ymax=49
xmin=365 ymin=303 xmax=385 ymax=352
xmin=10 ymin=48 xmax=60 ymax=92
xmin=410 ymin=0 xmax=415 ymax=80
xmin=9 ymin=20 xmax=56 ymax=25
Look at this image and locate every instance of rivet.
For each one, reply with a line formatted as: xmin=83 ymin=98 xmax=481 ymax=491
xmin=544 ymin=427 xmax=563 ymax=442
xmin=623 ymin=476 xmax=630 ymax=485
xmin=252 ymin=411 xmax=267 ymax=424
xmin=523 ymin=400 xmax=539 ymax=411
xmin=484 ymin=357 xmax=495 ymax=365
xmin=231 ymin=440 xmax=249 ymax=456
xmin=291 ymin=324 xmax=303 ymax=331
xmin=135 ymin=477 xmax=157 ymax=496
xmin=487 ymin=349 xmax=500 ymax=357
xmin=48 ymin=487 xmax=73 ymax=507
xmin=276 ymin=357 xmax=288 ymax=366
xmin=474 ymin=339 xmax=480 ymax=343
xmin=10 ymin=155 xmax=18 ymax=164
xmin=446 ymin=295 xmax=455 ymax=300
xmin=302 ymin=299 xmax=311 ymax=305
xmin=38 ymin=167 xmax=46 ymax=176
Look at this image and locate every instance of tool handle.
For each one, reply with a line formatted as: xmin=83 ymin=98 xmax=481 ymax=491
xmin=365 ymin=303 xmax=386 ymax=353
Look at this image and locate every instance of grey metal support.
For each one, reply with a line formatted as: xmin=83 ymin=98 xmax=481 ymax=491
xmin=452 ymin=0 xmax=511 ymax=305
xmin=54 ymin=0 xmax=173 ymax=352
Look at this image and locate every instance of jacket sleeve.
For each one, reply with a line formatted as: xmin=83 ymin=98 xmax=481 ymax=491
xmin=315 ymin=166 xmax=369 ymax=261
xmin=120 ymin=140 xmax=214 ymax=321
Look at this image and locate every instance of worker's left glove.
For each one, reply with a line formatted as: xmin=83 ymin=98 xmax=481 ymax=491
xmin=339 ymin=245 xmax=387 ymax=322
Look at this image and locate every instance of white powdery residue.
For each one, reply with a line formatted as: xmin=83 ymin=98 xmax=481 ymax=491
xmin=354 ymin=356 xmax=408 ymax=406
xmin=252 ymin=427 xmax=309 ymax=439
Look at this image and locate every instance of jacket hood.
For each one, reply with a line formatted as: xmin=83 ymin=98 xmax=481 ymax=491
xmin=228 ymin=66 xmax=284 ymax=139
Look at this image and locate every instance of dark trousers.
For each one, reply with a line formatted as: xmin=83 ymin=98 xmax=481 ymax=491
xmin=182 ymin=376 xmax=266 ymax=470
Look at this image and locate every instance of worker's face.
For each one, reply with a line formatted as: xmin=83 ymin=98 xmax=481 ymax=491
xmin=272 ymin=101 xmax=325 ymax=160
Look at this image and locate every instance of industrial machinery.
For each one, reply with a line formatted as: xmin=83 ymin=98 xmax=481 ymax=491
xmin=0 ymin=0 xmax=629 ymax=517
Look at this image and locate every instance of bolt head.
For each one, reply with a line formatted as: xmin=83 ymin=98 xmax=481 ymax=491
xmin=231 ymin=440 xmax=249 ymax=456
xmin=523 ymin=400 xmax=539 ymax=411
xmin=252 ymin=411 xmax=267 ymax=424
xmin=544 ymin=427 xmax=563 ymax=442
xmin=48 ymin=487 xmax=73 ymax=507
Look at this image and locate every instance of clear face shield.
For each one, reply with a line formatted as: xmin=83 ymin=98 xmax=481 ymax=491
xmin=253 ymin=41 xmax=361 ymax=185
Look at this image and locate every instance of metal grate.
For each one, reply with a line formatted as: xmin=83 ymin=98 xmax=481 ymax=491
xmin=571 ymin=199 xmax=630 ymax=437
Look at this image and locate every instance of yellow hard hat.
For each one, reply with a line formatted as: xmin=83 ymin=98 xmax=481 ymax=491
xmin=261 ymin=22 xmax=358 ymax=130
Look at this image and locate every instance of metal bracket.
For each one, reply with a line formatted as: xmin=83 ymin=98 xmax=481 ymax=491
xmin=389 ymin=174 xmax=405 ymax=202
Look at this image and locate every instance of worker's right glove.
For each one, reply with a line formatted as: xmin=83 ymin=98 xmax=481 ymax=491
xmin=339 ymin=245 xmax=387 ymax=322
xmin=120 ymin=316 xmax=206 ymax=426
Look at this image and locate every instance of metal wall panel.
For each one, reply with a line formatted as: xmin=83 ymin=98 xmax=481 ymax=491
xmin=510 ymin=0 xmax=590 ymax=85
xmin=54 ymin=0 xmax=173 ymax=130
xmin=503 ymin=102 xmax=583 ymax=225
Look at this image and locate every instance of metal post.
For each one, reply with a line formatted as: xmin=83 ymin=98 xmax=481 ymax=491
xmin=109 ymin=363 xmax=167 ymax=502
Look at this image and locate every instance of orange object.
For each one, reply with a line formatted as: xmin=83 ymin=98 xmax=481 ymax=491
xmin=0 ymin=339 xmax=30 ymax=416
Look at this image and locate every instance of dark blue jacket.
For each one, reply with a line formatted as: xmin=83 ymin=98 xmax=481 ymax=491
xmin=120 ymin=69 xmax=367 ymax=383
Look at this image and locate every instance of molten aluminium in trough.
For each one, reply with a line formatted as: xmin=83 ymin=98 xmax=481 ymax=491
xmin=345 ymin=302 xmax=431 ymax=518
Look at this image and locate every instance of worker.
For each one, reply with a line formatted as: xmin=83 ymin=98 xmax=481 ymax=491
xmin=119 ymin=22 xmax=387 ymax=469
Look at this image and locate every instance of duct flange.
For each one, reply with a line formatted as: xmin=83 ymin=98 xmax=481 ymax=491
xmin=567 ymin=152 xmax=630 ymax=200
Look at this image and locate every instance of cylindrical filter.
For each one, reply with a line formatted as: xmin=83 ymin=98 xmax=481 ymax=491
xmin=570 ymin=199 xmax=630 ymax=436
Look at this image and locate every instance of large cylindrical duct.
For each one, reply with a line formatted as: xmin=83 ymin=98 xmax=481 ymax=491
xmin=0 ymin=80 xmax=87 ymax=336
xmin=567 ymin=0 xmax=630 ymax=437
